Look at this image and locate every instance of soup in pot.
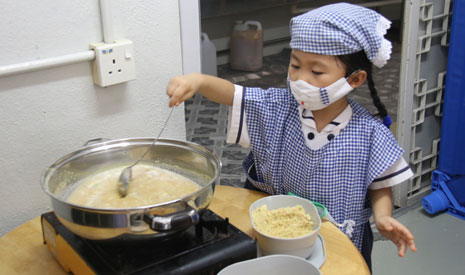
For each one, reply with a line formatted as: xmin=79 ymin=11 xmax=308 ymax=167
xmin=67 ymin=164 xmax=201 ymax=208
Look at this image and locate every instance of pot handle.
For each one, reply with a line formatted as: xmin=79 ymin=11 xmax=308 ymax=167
xmin=144 ymin=206 xmax=200 ymax=232
xmin=83 ymin=138 xmax=111 ymax=147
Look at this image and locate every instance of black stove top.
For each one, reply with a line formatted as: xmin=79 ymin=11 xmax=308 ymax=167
xmin=41 ymin=210 xmax=257 ymax=275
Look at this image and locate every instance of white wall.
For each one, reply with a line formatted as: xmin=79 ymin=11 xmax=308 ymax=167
xmin=0 ymin=0 xmax=195 ymax=236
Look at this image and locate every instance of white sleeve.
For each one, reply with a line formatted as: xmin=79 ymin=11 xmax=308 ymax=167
xmin=226 ymin=85 xmax=251 ymax=148
xmin=369 ymin=156 xmax=414 ymax=190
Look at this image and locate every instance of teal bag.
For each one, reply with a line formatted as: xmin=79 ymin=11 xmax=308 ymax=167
xmin=288 ymin=192 xmax=327 ymax=218
xmin=287 ymin=192 xmax=355 ymax=237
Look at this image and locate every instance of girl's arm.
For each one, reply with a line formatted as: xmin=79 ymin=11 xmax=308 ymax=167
xmin=166 ymin=73 xmax=235 ymax=107
xmin=369 ymin=187 xmax=417 ymax=257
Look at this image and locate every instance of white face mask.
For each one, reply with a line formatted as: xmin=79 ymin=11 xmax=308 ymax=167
xmin=289 ymin=76 xmax=354 ymax=110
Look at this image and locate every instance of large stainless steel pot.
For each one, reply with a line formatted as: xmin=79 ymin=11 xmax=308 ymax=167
xmin=41 ymin=138 xmax=221 ymax=241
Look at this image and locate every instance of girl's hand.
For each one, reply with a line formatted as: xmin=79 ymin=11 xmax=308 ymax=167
xmin=375 ymin=216 xmax=417 ymax=257
xmin=166 ymin=73 xmax=204 ymax=107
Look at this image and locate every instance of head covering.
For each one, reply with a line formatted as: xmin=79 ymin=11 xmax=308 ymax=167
xmin=289 ymin=2 xmax=392 ymax=68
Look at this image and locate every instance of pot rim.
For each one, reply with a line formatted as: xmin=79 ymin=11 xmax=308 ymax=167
xmin=40 ymin=137 xmax=221 ymax=212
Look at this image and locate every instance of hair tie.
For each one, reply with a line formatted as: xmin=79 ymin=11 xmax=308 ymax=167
xmin=383 ymin=114 xmax=392 ymax=128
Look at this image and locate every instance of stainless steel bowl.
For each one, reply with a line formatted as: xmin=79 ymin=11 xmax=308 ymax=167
xmin=41 ymin=138 xmax=221 ymax=241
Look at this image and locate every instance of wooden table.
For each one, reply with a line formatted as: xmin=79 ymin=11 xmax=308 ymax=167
xmin=0 ymin=185 xmax=369 ymax=274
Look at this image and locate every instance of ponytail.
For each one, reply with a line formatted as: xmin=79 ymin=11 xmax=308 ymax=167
xmin=338 ymin=51 xmax=392 ymax=128
xmin=366 ymin=66 xmax=391 ymax=128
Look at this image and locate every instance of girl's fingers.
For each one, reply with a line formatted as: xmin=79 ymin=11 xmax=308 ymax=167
xmin=166 ymin=78 xmax=179 ymax=97
xmin=168 ymin=96 xmax=176 ymax=107
xmin=397 ymin=238 xmax=407 ymax=257
xmin=405 ymin=235 xmax=415 ymax=250
xmin=169 ymin=85 xmax=184 ymax=107
xmin=380 ymin=218 xmax=416 ymax=257
xmin=396 ymin=223 xmax=416 ymax=247
xmin=166 ymin=74 xmax=200 ymax=107
xmin=170 ymin=85 xmax=194 ymax=107
xmin=397 ymin=223 xmax=414 ymax=240
xmin=396 ymin=229 xmax=417 ymax=256
xmin=408 ymin=238 xmax=417 ymax=252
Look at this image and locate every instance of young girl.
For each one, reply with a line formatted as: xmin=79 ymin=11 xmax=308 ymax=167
xmin=166 ymin=3 xmax=416 ymax=270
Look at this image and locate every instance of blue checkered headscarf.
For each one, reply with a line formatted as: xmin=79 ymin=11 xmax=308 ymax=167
xmin=290 ymin=3 xmax=392 ymax=68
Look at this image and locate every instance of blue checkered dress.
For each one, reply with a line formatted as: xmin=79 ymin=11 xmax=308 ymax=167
xmin=241 ymin=86 xmax=403 ymax=250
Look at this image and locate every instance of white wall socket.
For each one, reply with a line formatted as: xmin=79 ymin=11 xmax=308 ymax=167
xmin=90 ymin=39 xmax=136 ymax=87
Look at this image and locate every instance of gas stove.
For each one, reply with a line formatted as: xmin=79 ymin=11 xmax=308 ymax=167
xmin=41 ymin=210 xmax=257 ymax=275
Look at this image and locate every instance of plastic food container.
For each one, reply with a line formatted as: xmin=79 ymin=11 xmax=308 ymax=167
xmin=201 ymin=32 xmax=217 ymax=76
xmin=229 ymin=20 xmax=263 ymax=71
xmin=218 ymin=254 xmax=321 ymax=275
xmin=249 ymin=195 xmax=322 ymax=258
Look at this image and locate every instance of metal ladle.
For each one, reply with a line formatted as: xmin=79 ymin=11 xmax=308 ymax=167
xmin=118 ymin=107 xmax=175 ymax=197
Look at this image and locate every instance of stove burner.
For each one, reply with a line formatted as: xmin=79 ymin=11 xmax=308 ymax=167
xmin=42 ymin=210 xmax=257 ymax=275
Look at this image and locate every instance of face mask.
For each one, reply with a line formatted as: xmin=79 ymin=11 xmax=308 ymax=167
xmin=289 ymin=76 xmax=354 ymax=110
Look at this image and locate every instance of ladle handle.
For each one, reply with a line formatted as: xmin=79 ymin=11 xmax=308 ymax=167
xmin=144 ymin=206 xmax=200 ymax=232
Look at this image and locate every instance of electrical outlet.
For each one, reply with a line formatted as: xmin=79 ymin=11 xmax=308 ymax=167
xmin=90 ymin=39 xmax=136 ymax=87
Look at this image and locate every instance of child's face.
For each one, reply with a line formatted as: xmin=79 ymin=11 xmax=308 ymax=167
xmin=288 ymin=50 xmax=347 ymax=88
